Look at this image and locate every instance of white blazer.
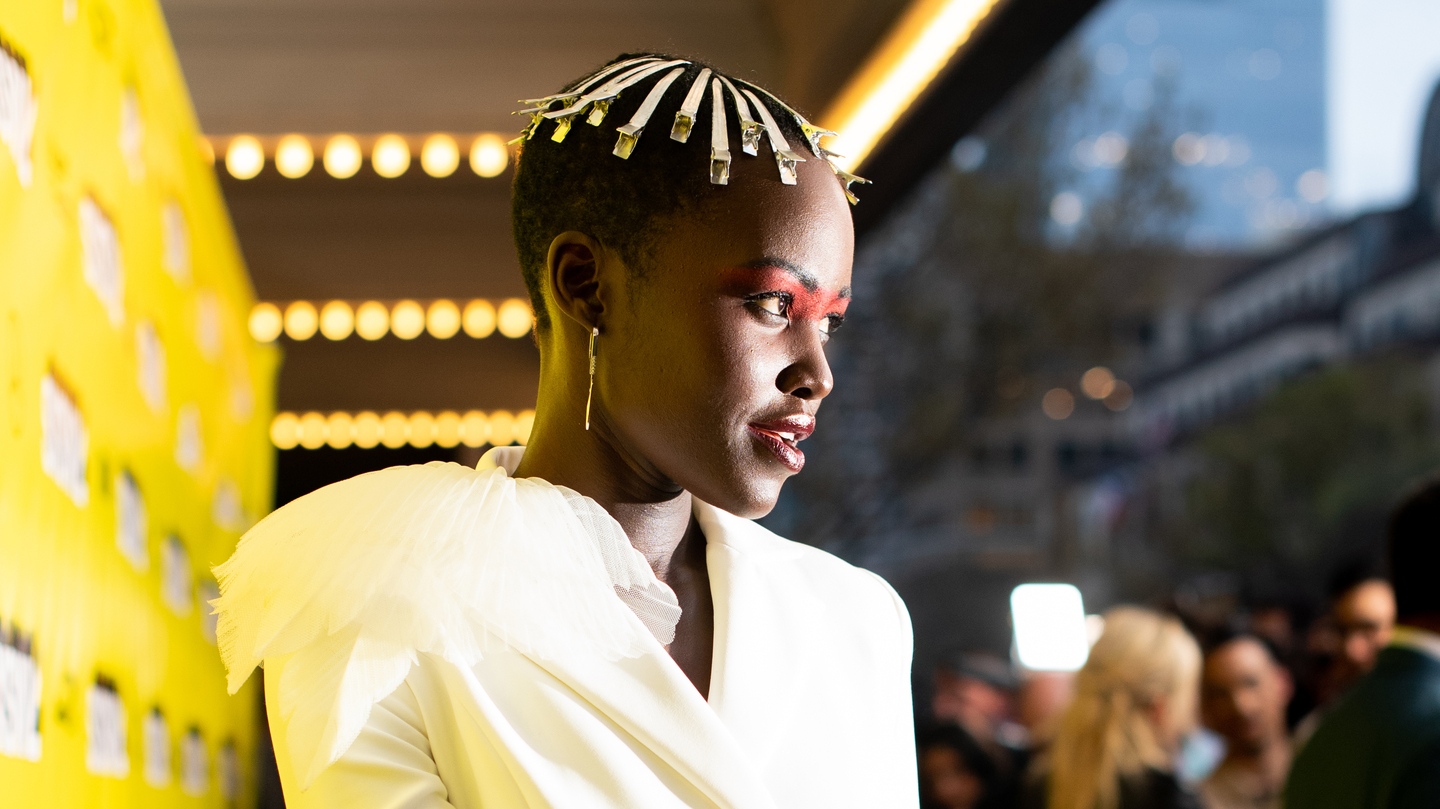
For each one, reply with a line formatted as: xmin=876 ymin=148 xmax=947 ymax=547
xmin=217 ymin=453 xmax=917 ymax=809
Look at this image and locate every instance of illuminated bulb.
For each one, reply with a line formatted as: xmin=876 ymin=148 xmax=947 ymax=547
xmin=408 ymin=411 xmax=436 ymax=448
xmin=284 ymin=301 xmax=319 ymax=340
xmin=460 ymin=410 xmax=489 ymax=447
xmin=515 ymin=410 xmax=535 ymax=446
xmin=324 ymin=135 xmax=362 ymax=179
xmin=421 ymin=134 xmax=460 ymax=178
xmin=1103 ymin=380 xmax=1133 ymax=412
xmin=326 ymin=412 xmax=354 ymax=449
xmin=1010 ymin=583 xmax=1090 ymax=671
xmin=426 ymin=299 xmax=461 ymax=339
xmin=275 ymin=134 xmax=314 ymax=178
xmin=270 ymin=412 xmax=300 ymax=449
xmin=380 ymin=411 xmax=409 ymax=449
xmin=435 ymin=411 xmax=462 ymax=448
xmin=249 ymin=303 xmax=283 ymax=343
xmin=353 ymin=411 xmax=382 ymax=448
xmin=225 ymin=135 xmax=264 ymax=179
xmin=1080 ymin=366 xmax=1116 ymax=400
xmin=199 ymin=137 xmax=215 ymax=166
xmin=489 ymin=410 xmax=516 ymax=446
xmin=390 ymin=300 xmax=425 ymax=340
xmin=1042 ymin=388 xmax=1074 ymax=420
xmin=470 ymin=133 xmax=509 ymax=177
xmin=355 ymin=301 xmax=390 ymax=340
xmin=463 ymin=299 xmax=497 ymax=338
xmin=319 ymin=300 xmax=355 ymax=340
xmin=299 ymin=411 xmax=327 ymax=449
xmin=496 ymin=298 xmax=533 ymax=338
xmin=372 ymin=134 xmax=411 ymax=178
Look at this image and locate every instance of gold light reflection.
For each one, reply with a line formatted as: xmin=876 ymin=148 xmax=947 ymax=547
xmin=421 ymin=134 xmax=460 ymax=178
xmin=1042 ymin=388 xmax=1075 ymax=420
xmin=354 ymin=411 xmax=382 ymax=448
xmin=324 ymin=135 xmax=363 ymax=179
xmin=225 ymin=135 xmax=264 ymax=179
xmin=275 ymin=135 xmax=314 ymax=178
xmin=822 ymin=0 xmax=1001 ymax=172
xmin=390 ymin=300 xmax=426 ymax=340
xmin=355 ymin=301 xmax=390 ymax=340
xmin=426 ymin=300 xmax=461 ymax=339
xmin=298 ymin=411 xmax=327 ymax=449
xmin=461 ymin=410 xmax=489 ymax=447
xmin=470 ymin=133 xmax=509 ymax=177
xmin=320 ymin=300 xmax=355 ymax=340
xmin=1080 ymin=366 xmax=1116 ymax=400
xmin=270 ymin=412 xmax=300 ymax=449
xmin=326 ymin=412 xmax=354 ymax=449
xmin=249 ymin=303 xmax=283 ymax=343
xmin=463 ymin=299 xmax=497 ymax=338
xmin=373 ymin=134 xmax=411 ymax=178
xmin=284 ymin=301 xmax=319 ymax=340
xmin=272 ymin=409 xmax=530 ymax=450
xmin=496 ymin=298 xmax=533 ymax=339
xmin=435 ymin=411 xmax=462 ymax=448
xmin=380 ymin=411 xmax=409 ymax=449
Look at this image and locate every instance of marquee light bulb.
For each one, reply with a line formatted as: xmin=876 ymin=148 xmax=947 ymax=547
xmin=421 ymin=134 xmax=460 ymax=178
xmin=284 ymin=301 xmax=319 ymax=341
xmin=319 ymin=300 xmax=355 ymax=340
xmin=496 ymin=298 xmax=533 ymax=338
xmin=248 ymin=303 xmax=283 ymax=343
xmin=324 ymin=135 xmax=362 ymax=179
xmin=225 ymin=135 xmax=264 ymax=179
xmin=373 ymin=134 xmax=411 ymax=178
xmin=470 ymin=133 xmax=509 ymax=177
xmin=463 ymin=299 xmax=497 ymax=338
xmin=390 ymin=300 xmax=425 ymax=340
xmin=275 ymin=135 xmax=313 ymax=178
xmin=426 ymin=299 xmax=461 ymax=339
xmin=355 ymin=301 xmax=390 ymax=340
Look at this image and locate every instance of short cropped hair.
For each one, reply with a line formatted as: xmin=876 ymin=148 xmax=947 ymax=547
xmin=511 ymin=53 xmax=818 ymax=330
xmin=1388 ymin=475 xmax=1440 ymax=618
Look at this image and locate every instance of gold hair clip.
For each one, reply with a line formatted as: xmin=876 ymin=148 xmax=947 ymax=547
xmin=709 ymin=77 xmax=730 ymax=186
xmin=670 ymin=67 xmax=712 ymax=144
xmin=718 ymin=76 xmax=762 ymax=156
xmin=742 ymin=88 xmax=805 ymax=185
xmin=614 ymin=67 xmax=686 ymax=159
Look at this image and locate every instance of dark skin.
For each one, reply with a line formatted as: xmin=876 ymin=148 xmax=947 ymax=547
xmin=514 ymin=154 xmax=854 ymax=696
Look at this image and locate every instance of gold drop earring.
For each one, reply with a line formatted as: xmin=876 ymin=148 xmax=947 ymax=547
xmin=585 ymin=326 xmax=598 ymax=430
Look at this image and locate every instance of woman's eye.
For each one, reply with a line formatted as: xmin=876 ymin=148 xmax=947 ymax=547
xmin=755 ymin=295 xmax=787 ymax=317
xmin=818 ymin=314 xmax=845 ymax=335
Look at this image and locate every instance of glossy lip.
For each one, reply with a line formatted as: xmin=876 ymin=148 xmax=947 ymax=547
xmin=747 ymin=414 xmax=816 ymax=473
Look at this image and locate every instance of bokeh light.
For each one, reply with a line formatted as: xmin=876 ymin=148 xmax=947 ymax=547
xmin=461 ymin=410 xmax=489 ymax=447
xmin=249 ymin=303 xmax=283 ymax=343
xmin=488 ymin=410 xmax=516 ymax=446
xmin=408 ymin=411 xmax=436 ymax=448
xmin=324 ymin=135 xmax=362 ymax=179
xmin=319 ymin=300 xmax=355 ymax=340
xmin=1103 ymin=380 xmax=1134 ymax=411
xmin=225 ymin=135 xmax=264 ymax=179
xmin=470 ymin=133 xmax=509 ymax=177
xmin=390 ymin=300 xmax=425 ymax=340
xmin=463 ymin=299 xmax=497 ymax=338
xmin=1042 ymin=388 xmax=1075 ymax=420
xmin=515 ymin=410 xmax=535 ymax=446
xmin=380 ymin=411 xmax=409 ymax=449
xmin=372 ymin=134 xmax=411 ymax=178
xmin=298 ymin=411 xmax=327 ymax=449
xmin=355 ymin=301 xmax=390 ymax=340
xmin=496 ymin=298 xmax=533 ymax=338
xmin=270 ymin=412 xmax=299 ymax=449
xmin=275 ymin=134 xmax=314 ymax=178
xmin=426 ymin=299 xmax=461 ymax=339
xmin=353 ymin=411 xmax=382 ymax=448
xmin=326 ymin=411 xmax=354 ymax=449
xmin=1080 ymin=366 xmax=1116 ymax=400
xmin=284 ymin=301 xmax=319 ymax=340
xmin=435 ymin=411 xmax=462 ymax=448
xmin=421 ymin=134 xmax=460 ymax=178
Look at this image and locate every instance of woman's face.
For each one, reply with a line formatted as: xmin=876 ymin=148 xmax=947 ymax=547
xmin=597 ymin=155 xmax=854 ymax=518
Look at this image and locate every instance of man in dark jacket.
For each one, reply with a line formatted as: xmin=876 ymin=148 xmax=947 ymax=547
xmin=1284 ymin=477 xmax=1440 ymax=808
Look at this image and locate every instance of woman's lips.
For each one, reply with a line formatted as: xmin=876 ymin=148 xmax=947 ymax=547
xmin=747 ymin=415 xmax=815 ymax=473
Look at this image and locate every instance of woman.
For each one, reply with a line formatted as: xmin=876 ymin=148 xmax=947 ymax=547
xmin=1023 ymin=607 xmax=1203 ymax=809
xmin=214 ymin=54 xmax=916 ymax=808
xmin=918 ymin=724 xmax=1002 ymax=809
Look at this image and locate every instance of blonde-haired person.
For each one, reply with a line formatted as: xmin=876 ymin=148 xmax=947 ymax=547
xmin=1022 ymin=606 xmax=1204 ymax=809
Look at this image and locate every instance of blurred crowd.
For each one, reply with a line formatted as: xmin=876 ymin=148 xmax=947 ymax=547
xmin=917 ymin=476 xmax=1440 ymax=809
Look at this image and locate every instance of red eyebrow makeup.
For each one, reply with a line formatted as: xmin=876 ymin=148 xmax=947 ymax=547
xmin=721 ymin=265 xmax=850 ymax=320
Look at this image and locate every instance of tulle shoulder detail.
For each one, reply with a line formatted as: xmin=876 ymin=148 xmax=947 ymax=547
xmin=212 ymin=461 xmax=654 ymax=790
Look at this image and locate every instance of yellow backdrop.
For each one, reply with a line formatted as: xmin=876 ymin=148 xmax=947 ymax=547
xmin=0 ymin=0 xmax=277 ymax=805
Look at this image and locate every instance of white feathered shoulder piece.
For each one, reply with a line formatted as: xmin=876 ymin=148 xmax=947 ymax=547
xmin=213 ymin=459 xmax=659 ymax=790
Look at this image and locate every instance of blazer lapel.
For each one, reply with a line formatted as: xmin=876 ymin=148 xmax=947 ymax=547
xmin=698 ymin=501 xmax=826 ymax=776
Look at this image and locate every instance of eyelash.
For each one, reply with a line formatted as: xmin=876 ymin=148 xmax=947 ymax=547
xmin=747 ymin=292 xmax=846 ymax=336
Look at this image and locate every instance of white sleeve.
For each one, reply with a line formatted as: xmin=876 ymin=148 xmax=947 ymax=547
xmin=268 ymin=667 xmax=454 ymax=809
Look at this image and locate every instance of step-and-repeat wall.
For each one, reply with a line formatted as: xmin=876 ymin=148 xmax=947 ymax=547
xmin=0 ymin=1 xmax=277 ymax=804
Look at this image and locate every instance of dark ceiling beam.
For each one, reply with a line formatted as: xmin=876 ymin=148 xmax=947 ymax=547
xmin=852 ymin=0 xmax=1104 ymax=236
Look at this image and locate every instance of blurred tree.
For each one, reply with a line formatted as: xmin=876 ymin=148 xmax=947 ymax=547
xmin=1184 ymin=356 xmax=1440 ymax=578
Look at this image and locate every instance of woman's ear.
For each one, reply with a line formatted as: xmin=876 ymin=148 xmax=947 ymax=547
xmin=545 ymin=231 xmax=607 ymax=331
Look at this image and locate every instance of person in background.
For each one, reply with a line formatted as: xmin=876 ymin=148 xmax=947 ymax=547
xmin=1015 ymin=671 xmax=1075 ymax=753
xmin=932 ymin=651 xmax=1026 ymax=806
xmin=1022 ymin=606 xmax=1203 ymax=809
xmin=919 ymin=724 xmax=1002 ymax=809
xmin=1284 ymin=478 xmax=1440 ymax=808
xmin=1198 ymin=633 xmax=1292 ymax=809
xmin=1292 ymin=561 xmax=1395 ymax=745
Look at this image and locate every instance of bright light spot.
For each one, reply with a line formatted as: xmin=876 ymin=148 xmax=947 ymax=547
xmin=353 ymin=411 xmax=381 ymax=448
xmin=319 ymin=300 xmax=354 ymax=340
xmin=1011 ymin=583 xmax=1090 ymax=671
xmin=460 ymin=410 xmax=489 ymax=447
xmin=298 ymin=411 xmax=327 ymax=450
xmin=275 ymin=135 xmax=313 ymax=178
xmin=496 ymin=298 xmax=533 ymax=338
xmin=1085 ymin=614 xmax=1106 ymax=646
xmin=248 ymin=303 xmax=283 ymax=343
xmin=1096 ymin=43 xmax=1128 ymax=75
xmin=488 ymin=410 xmax=516 ymax=446
xmin=1050 ymin=192 xmax=1083 ymax=226
xmin=426 ymin=299 xmax=461 ymax=339
xmin=355 ymin=301 xmax=389 ymax=340
xmin=1103 ymin=380 xmax=1134 ymax=411
xmin=1080 ymin=366 xmax=1116 ymax=400
xmin=270 ymin=412 xmax=299 ymax=449
xmin=326 ymin=412 xmax=353 ymax=449
xmin=1042 ymin=388 xmax=1075 ymax=420
xmin=435 ymin=411 xmax=462 ymax=448
xmin=470 ymin=133 xmax=509 ymax=178
xmin=1173 ymin=132 xmax=1204 ymax=166
xmin=390 ymin=300 xmax=425 ymax=340
xmin=380 ymin=411 xmax=409 ymax=448
xmin=324 ymin=135 xmax=362 ymax=179
xmin=408 ymin=411 xmax=436 ymax=448
xmin=284 ymin=301 xmax=318 ymax=340
xmin=421 ymin=134 xmax=460 ymax=178
xmin=225 ymin=135 xmax=264 ymax=179
xmin=463 ymin=299 xmax=497 ymax=338
xmin=1297 ymin=169 xmax=1329 ymax=203
xmin=372 ymin=134 xmax=410 ymax=178
xmin=951 ymin=136 xmax=987 ymax=172
xmin=1093 ymin=132 xmax=1128 ymax=166
xmin=515 ymin=410 xmax=535 ymax=445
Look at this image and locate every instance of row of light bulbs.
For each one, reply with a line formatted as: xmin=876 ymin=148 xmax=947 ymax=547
xmin=271 ymin=409 xmax=535 ymax=451
xmin=1041 ymin=366 xmax=1134 ymax=421
xmin=249 ymin=298 xmax=534 ymax=343
xmin=213 ymin=133 xmax=511 ymax=181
